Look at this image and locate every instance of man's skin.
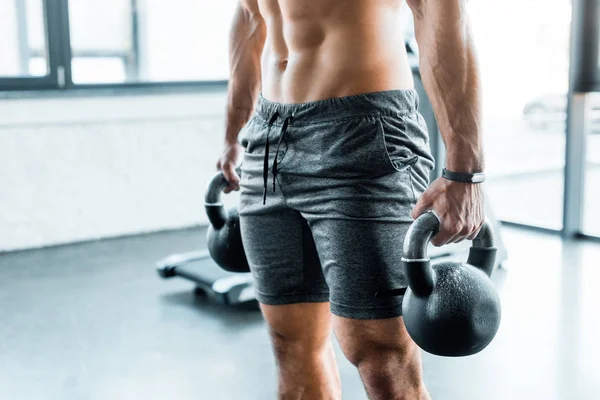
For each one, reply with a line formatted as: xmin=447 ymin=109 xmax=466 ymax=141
xmin=217 ymin=0 xmax=485 ymax=398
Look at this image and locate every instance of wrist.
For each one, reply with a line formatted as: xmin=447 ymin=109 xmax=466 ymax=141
xmin=445 ymin=151 xmax=484 ymax=173
xmin=224 ymin=134 xmax=239 ymax=145
xmin=224 ymin=124 xmax=244 ymax=147
xmin=224 ymin=140 xmax=242 ymax=149
xmin=224 ymin=136 xmax=238 ymax=147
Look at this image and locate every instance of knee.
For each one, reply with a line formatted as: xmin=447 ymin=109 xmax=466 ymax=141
xmin=340 ymin=322 xmax=416 ymax=369
xmin=335 ymin=318 xmax=424 ymax=394
xmin=348 ymin=343 xmax=424 ymax=398
xmin=268 ymin=326 xmax=328 ymax=362
xmin=354 ymin=342 xmax=426 ymax=397
xmin=269 ymin=328 xmax=298 ymax=361
xmin=344 ymin=340 xmax=416 ymax=372
xmin=353 ymin=347 xmax=419 ymax=382
xmin=262 ymin=303 xmax=332 ymax=362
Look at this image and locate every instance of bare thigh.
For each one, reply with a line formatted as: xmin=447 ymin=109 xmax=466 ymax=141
xmin=333 ymin=315 xmax=424 ymax=383
xmin=261 ymin=302 xmax=332 ymax=348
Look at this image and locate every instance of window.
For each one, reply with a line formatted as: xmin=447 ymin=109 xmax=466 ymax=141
xmin=583 ymin=93 xmax=600 ymax=236
xmin=68 ymin=0 xmax=133 ymax=83
xmin=0 ymin=0 xmax=48 ymax=78
xmin=468 ymin=0 xmax=571 ymax=230
xmin=67 ymin=0 xmax=237 ymax=84
xmin=0 ymin=0 xmax=236 ymax=89
xmin=135 ymin=0 xmax=236 ymax=82
xmin=587 ymin=6 xmax=600 ymax=235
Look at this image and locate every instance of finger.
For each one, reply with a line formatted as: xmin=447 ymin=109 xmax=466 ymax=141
xmin=410 ymin=195 xmax=432 ymax=220
xmin=430 ymin=223 xmax=457 ymax=247
xmin=222 ymin=162 xmax=239 ymax=184
xmin=431 ymin=218 xmax=467 ymax=246
xmin=450 ymin=233 xmax=469 ymax=244
xmin=433 ymin=229 xmax=464 ymax=246
xmin=449 ymin=223 xmax=472 ymax=244
xmin=464 ymin=215 xmax=487 ymax=242
xmin=431 ymin=231 xmax=453 ymax=247
xmin=223 ymin=162 xmax=241 ymax=193
xmin=467 ymin=226 xmax=481 ymax=241
xmin=223 ymin=180 xmax=239 ymax=194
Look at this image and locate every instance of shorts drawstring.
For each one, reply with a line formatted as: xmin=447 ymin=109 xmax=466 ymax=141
xmin=263 ymin=111 xmax=294 ymax=205
xmin=263 ymin=112 xmax=278 ymax=205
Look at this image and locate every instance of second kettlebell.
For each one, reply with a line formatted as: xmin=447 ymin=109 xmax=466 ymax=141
xmin=204 ymin=169 xmax=250 ymax=273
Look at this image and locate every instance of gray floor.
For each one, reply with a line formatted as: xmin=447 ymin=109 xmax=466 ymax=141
xmin=1 ymin=225 xmax=599 ymax=400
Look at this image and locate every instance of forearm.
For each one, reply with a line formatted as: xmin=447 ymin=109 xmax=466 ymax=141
xmin=225 ymin=3 xmax=265 ymax=146
xmin=409 ymin=0 xmax=483 ymax=173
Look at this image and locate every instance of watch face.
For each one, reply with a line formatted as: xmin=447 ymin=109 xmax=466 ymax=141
xmin=472 ymin=174 xmax=486 ymax=183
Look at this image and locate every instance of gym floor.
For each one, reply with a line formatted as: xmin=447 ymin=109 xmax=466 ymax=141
xmin=1 ymin=225 xmax=599 ymax=400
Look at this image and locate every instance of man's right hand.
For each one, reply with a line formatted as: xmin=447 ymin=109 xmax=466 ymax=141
xmin=216 ymin=142 xmax=244 ymax=194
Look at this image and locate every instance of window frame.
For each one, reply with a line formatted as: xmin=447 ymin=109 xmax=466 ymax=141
xmin=563 ymin=0 xmax=600 ymax=238
xmin=0 ymin=0 xmax=231 ymax=93
xmin=570 ymin=0 xmax=600 ymax=92
xmin=0 ymin=0 xmax=66 ymax=90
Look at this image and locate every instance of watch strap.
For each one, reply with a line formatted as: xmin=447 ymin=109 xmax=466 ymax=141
xmin=442 ymin=168 xmax=485 ymax=184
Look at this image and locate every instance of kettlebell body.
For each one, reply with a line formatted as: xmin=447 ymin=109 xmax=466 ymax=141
xmin=389 ymin=211 xmax=502 ymax=357
xmin=204 ymin=170 xmax=250 ymax=273
xmin=402 ymin=260 xmax=501 ymax=357
xmin=206 ymin=206 xmax=249 ymax=273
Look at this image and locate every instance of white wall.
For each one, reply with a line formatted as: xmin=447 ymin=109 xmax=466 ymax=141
xmin=0 ymin=89 xmax=242 ymax=252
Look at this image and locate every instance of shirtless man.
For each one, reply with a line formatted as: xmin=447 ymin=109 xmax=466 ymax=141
xmin=217 ymin=1 xmax=485 ymax=398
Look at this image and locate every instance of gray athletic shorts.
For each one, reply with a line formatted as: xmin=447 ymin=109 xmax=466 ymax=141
xmin=238 ymin=89 xmax=435 ymax=319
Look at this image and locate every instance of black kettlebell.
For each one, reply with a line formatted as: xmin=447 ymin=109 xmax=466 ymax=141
xmin=204 ymin=168 xmax=250 ymax=273
xmin=381 ymin=211 xmax=501 ymax=357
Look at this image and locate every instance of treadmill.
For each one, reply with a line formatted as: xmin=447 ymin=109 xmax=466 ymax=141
xmin=157 ymin=250 xmax=256 ymax=308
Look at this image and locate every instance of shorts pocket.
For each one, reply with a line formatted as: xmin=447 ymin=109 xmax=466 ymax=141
xmin=378 ymin=114 xmax=435 ymax=195
xmin=239 ymin=117 xmax=265 ymax=154
xmin=238 ymin=152 xmax=267 ymax=201
xmin=376 ymin=115 xmax=420 ymax=172
xmin=375 ymin=115 xmax=426 ymax=203
xmin=240 ymin=152 xmax=265 ymax=175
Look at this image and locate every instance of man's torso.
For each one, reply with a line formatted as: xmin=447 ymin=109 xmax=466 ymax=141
xmin=244 ymin=0 xmax=414 ymax=103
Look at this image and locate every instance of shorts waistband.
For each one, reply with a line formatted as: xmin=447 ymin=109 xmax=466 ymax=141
xmin=255 ymin=89 xmax=419 ymax=124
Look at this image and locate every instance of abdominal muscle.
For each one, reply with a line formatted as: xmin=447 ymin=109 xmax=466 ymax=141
xmin=258 ymin=0 xmax=414 ymax=104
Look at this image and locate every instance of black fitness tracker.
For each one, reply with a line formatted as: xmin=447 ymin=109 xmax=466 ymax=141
xmin=442 ymin=168 xmax=485 ymax=184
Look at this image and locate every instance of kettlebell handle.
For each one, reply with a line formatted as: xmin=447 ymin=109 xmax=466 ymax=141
xmin=376 ymin=211 xmax=497 ymax=299
xmin=396 ymin=211 xmax=496 ymax=298
xmin=403 ymin=211 xmax=495 ymax=261
xmin=204 ymin=168 xmax=242 ymax=230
